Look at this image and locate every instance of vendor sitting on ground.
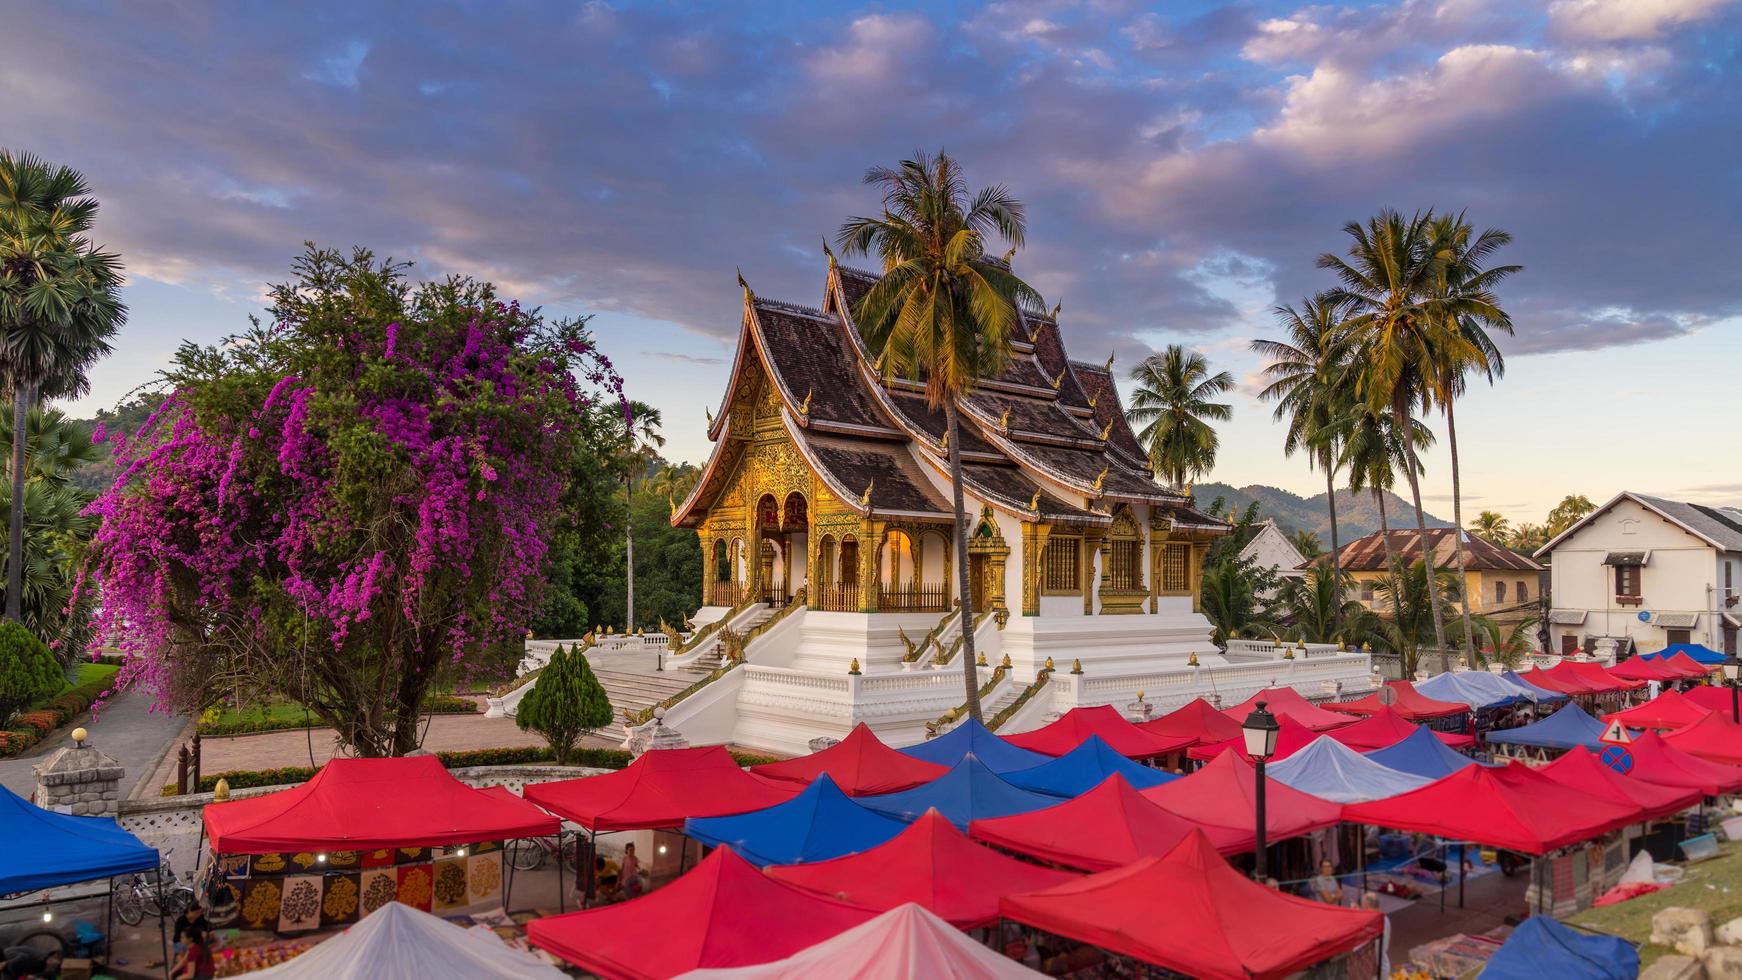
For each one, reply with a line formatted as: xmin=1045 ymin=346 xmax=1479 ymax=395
xmin=594 ymin=854 xmax=621 ymax=900
xmin=173 ymin=902 xmax=211 ymax=954
xmin=1310 ymin=860 xmax=1346 ymax=906
xmin=1 ymin=945 xmax=61 ymax=980
xmin=172 ymin=936 xmax=216 ymax=980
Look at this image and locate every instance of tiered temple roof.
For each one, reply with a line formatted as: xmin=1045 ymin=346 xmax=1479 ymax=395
xmin=673 ymin=255 xmax=1222 ymax=531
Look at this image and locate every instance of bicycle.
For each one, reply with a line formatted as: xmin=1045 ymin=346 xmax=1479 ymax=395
xmin=111 ymin=853 xmax=196 ymax=926
xmin=506 ymin=835 xmax=578 ymax=871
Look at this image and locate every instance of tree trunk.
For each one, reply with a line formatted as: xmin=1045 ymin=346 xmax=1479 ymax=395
xmin=6 ymin=382 xmax=30 ymax=622
xmin=1323 ymin=459 xmax=1342 ymax=622
xmin=1375 ymin=489 xmax=1399 ymax=599
xmin=1395 ymin=404 xmax=1449 ymax=669
xmin=1445 ymin=397 xmax=1477 ymax=659
xmin=625 ymin=472 xmax=635 ymax=630
xmin=945 ymin=399 xmax=983 ymax=723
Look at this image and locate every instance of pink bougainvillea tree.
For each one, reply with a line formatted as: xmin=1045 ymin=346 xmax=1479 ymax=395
xmin=80 ymin=247 xmax=624 ymax=755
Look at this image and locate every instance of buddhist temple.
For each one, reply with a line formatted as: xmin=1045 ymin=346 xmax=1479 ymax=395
xmin=655 ymin=252 xmax=1373 ymax=753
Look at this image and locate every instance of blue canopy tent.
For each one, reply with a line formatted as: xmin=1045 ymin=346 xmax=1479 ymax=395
xmin=899 ymin=718 xmax=1051 ymax=774
xmin=683 ymin=774 xmax=907 ymax=867
xmin=861 ymin=754 xmax=1055 ymax=830
xmin=1481 ymin=916 xmax=1638 ymax=979
xmin=1645 ymin=642 xmax=1727 ymax=666
xmin=1486 ymin=703 xmax=1609 ymax=752
xmin=1266 ymin=737 xmax=1432 ymax=804
xmin=1366 ymin=726 xmax=1481 ymax=779
xmin=1416 ymin=671 xmax=1540 ymax=710
xmin=1002 ymin=735 xmax=1178 ymax=798
xmin=1503 ymin=670 xmax=1572 ymax=703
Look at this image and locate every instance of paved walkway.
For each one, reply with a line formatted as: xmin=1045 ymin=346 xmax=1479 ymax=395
xmin=0 ymin=688 xmax=188 ymax=800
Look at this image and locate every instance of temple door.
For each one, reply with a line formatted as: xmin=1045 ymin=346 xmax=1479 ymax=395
xmin=970 ymin=554 xmax=989 ymax=612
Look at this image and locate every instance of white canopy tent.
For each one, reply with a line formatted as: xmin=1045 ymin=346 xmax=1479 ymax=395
xmin=248 ymin=901 xmax=568 ymax=980
xmin=1266 ymin=736 xmax=1432 ymax=804
xmin=680 ymin=903 xmax=1041 ymax=979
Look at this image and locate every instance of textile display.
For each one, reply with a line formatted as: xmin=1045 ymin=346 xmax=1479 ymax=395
xmin=220 ymin=840 xmax=505 ymax=932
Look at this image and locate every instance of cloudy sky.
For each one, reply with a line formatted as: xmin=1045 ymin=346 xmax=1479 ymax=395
xmin=5 ymin=0 xmax=1738 ymax=527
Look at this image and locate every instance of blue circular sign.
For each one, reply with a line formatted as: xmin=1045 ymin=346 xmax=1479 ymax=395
xmin=1638 ymin=611 xmax=1651 ymax=622
xmin=1600 ymin=745 xmax=1634 ymax=774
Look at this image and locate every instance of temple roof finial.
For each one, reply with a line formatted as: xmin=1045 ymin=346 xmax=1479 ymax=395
xmin=1105 ymin=350 xmax=1115 ymax=374
xmin=860 ymin=480 xmax=875 ymax=507
xmin=1049 ymin=299 xmax=1062 ymax=321
xmin=1092 ymin=466 xmax=1108 ymax=494
xmin=1050 ymin=367 xmax=1066 ymax=390
xmin=822 ymin=238 xmax=836 ymax=266
xmin=736 ymin=267 xmax=752 ymax=302
xmin=1028 ymin=490 xmax=1042 ymax=513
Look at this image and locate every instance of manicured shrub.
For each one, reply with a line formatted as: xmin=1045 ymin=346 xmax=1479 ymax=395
xmin=514 ymin=646 xmax=613 ymax=765
xmin=0 ymin=623 xmax=63 ymax=723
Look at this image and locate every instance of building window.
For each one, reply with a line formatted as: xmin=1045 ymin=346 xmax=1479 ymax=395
xmin=1158 ymin=542 xmax=1191 ymax=594
xmin=1361 ymin=580 xmax=1376 ymax=601
xmin=1043 ymin=537 xmax=1081 ymax=594
xmin=1616 ymin=566 xmax=1641 ymax=603
xmin=1517 ymin=580 xmax=1529 ymax=602
xmin=1561 ymin=634 xmax=1578 ymax=655
xmin=839 ymin=537 xmax=859 ymax=586
xmin=1495 ymin=580 xmax=1507 ymax=604
xmin=1668 ymin=628 xmax=1692 ymax=646
xmin=1109 ymin=539 xmax=1143 ymax=590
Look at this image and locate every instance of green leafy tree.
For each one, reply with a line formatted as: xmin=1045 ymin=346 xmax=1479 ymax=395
xmin=1127 ymin=344 xmax=1233 ymax=489
xmin=0 ymin=408 xmax=100 ymax=671
xmin=1291 ymin=530 xmax=1325 ymax=562
xmin=1373 ymin=560 xmax=1459 ymax=678
xmin=612 ymin=401 xmax=664 ymax=629
xmin=1545 ymin=494 xmax=1596 ymax=537
xmin=0 ymin=151 xmax=126 ymax=623
xmin=837 ymin=151 xmax=1043 ymax=723
xmin=516 ymin=644 xmax=614 ymax=765
xmin=1200 ymin=557 xmax=1277 ymax=646
xmin=0 ymin=619 xmax=60 ymax=721
xmin=1509 ymin=522 xmax=1547 ymax=555
xmin=1275 ymin=565 xmax=1377 ymax=646
xmin=1470 ymin=511 xmax=1510 ymax=544
xmin=1331 ymin=404 xmax=1432 ymax=605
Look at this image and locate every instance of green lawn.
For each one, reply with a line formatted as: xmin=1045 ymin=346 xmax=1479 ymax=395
xmin=200 ymin=700 xmax=317 ymax=733
xmin=66 ymin=662 xmax=119 ymax=690
xmin=1570 ymin=838 xmax=1742 ymax=968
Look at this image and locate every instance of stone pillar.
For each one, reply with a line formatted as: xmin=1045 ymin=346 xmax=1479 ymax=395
xmin=35 ymin=730 xmax=124 ymax=817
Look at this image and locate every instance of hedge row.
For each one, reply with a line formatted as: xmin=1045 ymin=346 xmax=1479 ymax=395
xmin=196 ymin=694 xmax=480 ymax=737
xmin=0 ymin=674 xmax=118 ymax=758
xmin=163 ymin=744 xmax=782 ymax=796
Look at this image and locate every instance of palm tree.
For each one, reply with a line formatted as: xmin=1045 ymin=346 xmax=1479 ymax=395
xmin=0 ymin=151 xmax=125 ymax=623
xmin=1510 ymin=522 xmax=1547 ymax=554
xmin=1425 ymin=212 xmax=1521 ymax=659
xmin=1253 ymin=292 xmax=1353 ymax=605
xmin=615 ymin=401 xmax=663 ymax=629
xmin=1200 ymin=559 xmax=1277 ymax=646
xmin=1471 ymin=511 xmax=1510 ymax=544
xmin=838 ymin=152 xmax=1043 ymax=723
xmin=1373 ymin=560 xmax=1459 ymax=678
xmin=1545 ymin=494 xmax=1596 ymax=537
xmin=0 ymin=405 xmax=100 ymax=485
xmin=1332 ymin=404 xmax=1433 ymax=606
xmin=1276 ymin=565 xmax=1371 ymax=645
xmin=1127 ymin=344 xmax=1233 ymax=489
xmin=1290 ymin=530 xmax=1325 ymax=561
xmin=1319 ymin=209 xmax=1483 ymax=667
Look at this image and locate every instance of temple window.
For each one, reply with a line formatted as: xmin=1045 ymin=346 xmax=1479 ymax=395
xmin=714 ymin=539 xmax=729 ymax=581
xmin=840 ymin=536 xmax=859 ymax=585
xmin=1042 ymin=536 xmax=1082 ymax=594
xmin=1158 ymin=542 xmax=1190 ymax=594
xmin=1110 ymin=539 xmax=1143 ymax=590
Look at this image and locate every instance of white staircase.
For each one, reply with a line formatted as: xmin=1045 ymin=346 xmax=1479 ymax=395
xmin=584 ymin=658 xmax=696 ymax=740
xmin=683 ymin=605 xmax=775 ymax=674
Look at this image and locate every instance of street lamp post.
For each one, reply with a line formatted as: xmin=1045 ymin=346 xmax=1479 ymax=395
xmin=1242 ymin=701 xmax=1281 ymax=881
xmin=1724 ymin=651 xmax=1741 ymax=725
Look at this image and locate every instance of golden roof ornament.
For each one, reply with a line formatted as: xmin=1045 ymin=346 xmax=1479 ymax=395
xmin=1099 ymin=420 xmax=1113 ymax=441
xmin=821 ymin=237 xmax=836 ymax=266
xmin=1050 ymin=368 xmax=1066 ymax=390
xmin=1092 ymin=467 xmax=1108 ymax=494
xmin=1027 ymin=490 xmax=1042 ymax=513
xmin=705 ymin=405 xmax=716 ymax=428
xmin=1070 ymin=658 xmax=1083 ymax=675
xmin=848 ymin=658 xmax=861 ymax=675
xmin=998 ymin=406 xmax=1012 ymax=429
xmin=736 ymin=267 xmax=752 ymax=302
xmin=1048 ymin=299 xmax=1062 ymax=321
xmin=1001 ymin=653 xmax=1012 ymax=668
xmin=859 ymin=480 xmax=875 ymax=507
xmin=940 ymin=430 xmax=949 ymax=452
xmin=1044 ymin=656 xmax=1056 ymax=672
xmin=1104 ymin=351 xmax=1115 ymax=374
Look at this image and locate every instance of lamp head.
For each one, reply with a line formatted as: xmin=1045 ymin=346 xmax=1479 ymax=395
xmin=1724 ymin=651 xmax=1741 ymax=683
xmin=1241 ymin=701 xmax=1280 ymax=760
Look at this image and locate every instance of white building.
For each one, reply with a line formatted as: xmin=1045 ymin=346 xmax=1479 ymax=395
xmin=1534 ymin=492 xmax=1742 ymax=658
xmin=1237 ymin=520 xmax=1309 ymax=594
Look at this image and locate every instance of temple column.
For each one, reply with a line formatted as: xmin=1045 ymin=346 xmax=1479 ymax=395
xmin=698 ymin=529 xmax=714 ymax=605
xmin=1190 ymin=540 xmax=1209 ymax=613
xmin=1082 ymin=529 xmax=1106 ymax=616
xmin=858 ymin=518 xmax=884 ymax=613
xmin=1021 ymin=522 xmax=1052 ymax=617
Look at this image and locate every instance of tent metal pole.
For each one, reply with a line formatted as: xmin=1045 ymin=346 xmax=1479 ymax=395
xmin=585 ymin=828 xmax=599 ymax=907
xmin=556 ymin=830 xmax=566 ymax=915
xmin=157 ymin=871 xmax=170 ymax=980
xmin=1458 ymin=842 xmax=1465 ymax=909
xmin=105 ymin=875 xmax=115 ymax=965
xmin=502 ymin=838 xmax=517 ymax=913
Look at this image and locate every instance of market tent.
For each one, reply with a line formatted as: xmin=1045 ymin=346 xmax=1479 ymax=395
xmin=1538 ymin=748 xmax=1703 ymax=820
xmin=1002 ymin=705 xmax=1194 ymax=759
xmin=750 ymin=723 xmax=946 ymax=796
xmin=1188 ymin=714 xmax=1321 ymax=762
xmin=1342 ymin=763 xmax=1640 ymax=855
xmin=1662 ymin=711 xmax=1742 ymax=766
xmin=1602 ymin=690 xmax=1712 ymax=732
xmin=679 ymin=903 xmax=1043 ymax=980
xmin=1365 ymin=726 xmax=1480 ymax=779
xmin=1326 ymin=706 xmax=1475 ymax=752
xmin=1487 ymin=702 xmax=1611 ymax=752
xmin=1328 ymin=681 xmax=1468 ymax=721
xmin=522 ymin=746 xmax=796 ymax=832
xmin=861 ymin=754 xmax=1056 ymax=830
xmin=1608 ymin=657 xmax=1683 ymax=684
xmin=1265 ymin=737 xmax=1432 ymax=804
xmin=1560 ymin=660 xmax=1644 ymax=693
xmin=1658 ymin=651 xmax=1720 ymax=677
xmin=1142 ymin=751 xmax=1342 ymax=842
xmin=899 ymin=718 xmax=1052 ymax=774
xmin=1649 ymin=643 xmax=1727 ymax=666
xmin=1001 ymin=735 xmax=1178 ymax=798
xmin=1416 ymin=670 xmax=1539 ymax=709
xmin=1480 ymin=916 xmax=1639 ymax=980
xmin=1627 ymin=731 xmax=1742 ymax=796
xmin=1682 ymin=685 xmax=1742 ymax=716
xmin=527 ymin=847 xmax=876 ymax=980
xmin=0 ymin=785 xmax=160 ymax=894
xmin=1140 ymin=696 xmax=1244 ymax=746
xmin=1503 ymin=670 xmax=1572 ymax=702
xmin=205 ymin=756 xmax=560 ymax=853
xmin=683 ymin=774 xmax=907 ymax=867
xmin=249 ymin=900 xmax=567 ymax=979
xmin=1000 ymin=831 xmax=1382 ymax=980
xmin=766 ymin=810 xmax=1076 ymax=929
xmin=1514 ymin=666 xmax=1597 ymax=697
xmin=969 ymin=775 xmax=1255 ymax=871
xmin=1221 ymin=687 xmax=1354 ymax=732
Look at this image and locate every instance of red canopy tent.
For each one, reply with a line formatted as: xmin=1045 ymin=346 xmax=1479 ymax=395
xmin=1538 ymin=747 xmax=1703 ymax=820
xmin=1563 ymin=660 xmax=1644 ymax=693
xmin=1627 ymin=731 xmax=1742 ymax=795
xmin=1662 ymin=652 xmax=1718 ymax=679
xmin=1139 ymin=696 xmax=1244 ymax=747
xmin=1602 ymin=690 xmax=1712 ymax=732
xmin=202 ymin=756 xmax=559 ymax=853
xmin=1188 ymin=715 xmax=1320 ymax=762
xmin=969 ymin=774 xmax=1255 ymax=871
xmin=1003 ymin=705 xmax=1194 ymax=759
xmin=766 ymin=809 xmax=1076 ymax=929
xmin=1328 ymin=681 xmax=1468 ymax=721
xmin=1221 ymin=687 xmax=1354 ymax=732
xmin=1000 ymin=831 xmax=1383 ymax=980
xmin=527 ymin=847 xmax=876 ymax=979
xmin=1516 ymin=666 xmax=1590 ymax=697
xmin=1342 ymin=763 xmax=1641 ymax=854
xmin=1609 ymin=657 xmax=1683 ymax=684
xmin=1663 ymin=712 xmax=1742 ymax=766
xmin=1683 ymin=685 xmax=1742 ymax=715
xmin=522 ymin=746 xmax=798 ymax=832
xmin=1326 ymin=706 xmax=1475 ymax=752
xmin=1142 ymin=752 xmax=1342 ymax=841
xmin=750 ymin=723 xmax=947 ymax=796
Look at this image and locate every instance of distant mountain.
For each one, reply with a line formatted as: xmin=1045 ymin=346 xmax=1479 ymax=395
xmin=1193 ymin=482 xmax=1452 ymax=549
